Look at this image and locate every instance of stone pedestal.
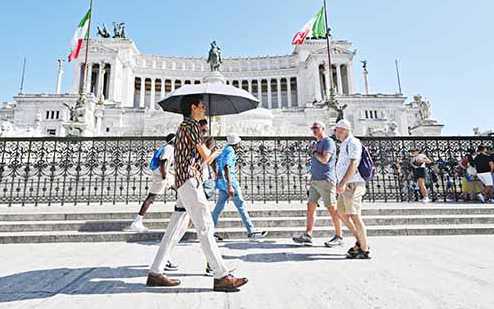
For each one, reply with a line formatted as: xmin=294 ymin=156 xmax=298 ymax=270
xmin=202 ymin=71 xmax=226 ymax=84
xmin=409 ymin=119 xmax=444 ymax=136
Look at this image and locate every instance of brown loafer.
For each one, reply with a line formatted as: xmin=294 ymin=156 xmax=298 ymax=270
xmin=213 ymin=274 xmax=248 ymax=292
xmin=146 ymin=273 xmax=181 ymax=287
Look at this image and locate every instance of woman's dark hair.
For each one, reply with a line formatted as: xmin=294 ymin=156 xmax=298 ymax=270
xmin=180 ymin=94 xmax=203 ymax=117
xmin=198 ymin=119 xmax=208 ymax=127
xmin=477 ymin=145 xmax=486 ymax=152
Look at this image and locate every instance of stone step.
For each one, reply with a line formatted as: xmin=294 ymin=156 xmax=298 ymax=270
xmin=2 ymin=215 xmax=494 ymax=233
xmin=1 ymin=206 xmax=494 ymax=222
xmin=1 ymin=224 xmax=494 ymax=244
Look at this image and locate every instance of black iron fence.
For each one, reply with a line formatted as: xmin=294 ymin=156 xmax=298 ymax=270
xmin=0 ymin=136 xmax=493 ymax=206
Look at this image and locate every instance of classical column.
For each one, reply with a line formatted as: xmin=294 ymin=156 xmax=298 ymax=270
xmin=108 ymin=63 xmax=115 ymax=101
xmin=277 ymin=78 xmax=282 ymax=108
xmin=287 ymin=77 xmax=292 ymax=108
xmin=97 ymin=63 xmax=104 ymax=99
xmin=160 ymin=79 xmax=165 ymax=100
xmin=171 ymin=80 xmax=176 ymax=92
xmin=139 ymin=77 xmax=145 ymax=108
xmin=257 ymin=79 xmax=262 ymax=106
xmin=314 ymin=64 xmax=322 ymax=102
xmin=347 ymin=64 xmax=354 ymax=94
xmin=324 ymin=67 xmax=331 ymax=99
xmin=55 ymin=59 xmax=64 ymax=94
xmin=336 ymin=65 xmax=343 ymax=94
xmin=248 ymin=80 xmax=252 ymax=94
xmin=84 ymin=63 xmax=92 ymax=94
xmin=150 ymin=79 xmax=156 ymax=110
xmin=267 ymin=79 xmax=272 ymax=109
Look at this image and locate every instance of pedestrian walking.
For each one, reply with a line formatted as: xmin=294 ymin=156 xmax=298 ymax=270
xmin=128 ymin=133 xmax=176 ymax=233
xmin=292 ymin=121 xmax=343 ymax=247
xmin=211 ymin=134 xmax=268 ymax=241
xmin=147 ymin=94 xmax=248 ymax=292
xmin=334 ymin=119 xmax=371 ymax=259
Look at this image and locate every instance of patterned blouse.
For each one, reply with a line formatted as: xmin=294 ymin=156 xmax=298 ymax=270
xmin=174 ymin=117 xmax=204 ymax=189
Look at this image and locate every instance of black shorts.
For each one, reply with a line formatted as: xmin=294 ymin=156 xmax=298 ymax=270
xmin=413 ymin=167 xmax=426 ymax=180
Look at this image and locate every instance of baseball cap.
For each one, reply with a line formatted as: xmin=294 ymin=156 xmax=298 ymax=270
xmin=310 ymin=121 xmax=326 ymax=130
xmin=226 ymin=134 xmax=241 ymax=145
xmin=335 ymin=119 xmax=352 ymax=131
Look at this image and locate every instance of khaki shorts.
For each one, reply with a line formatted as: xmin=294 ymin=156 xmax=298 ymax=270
xmin=308 ymin=180 xmax=337 ymax=207
xmin=337 ymin=182 xmax=366 ymax=215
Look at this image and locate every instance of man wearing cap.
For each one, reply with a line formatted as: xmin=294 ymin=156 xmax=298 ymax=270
xmin=293 ymin=121 xmax=343 ymax=247
xmin=211 ymin=134 xmax=268 ymax=241
xmin=334 ymin=119 xmax=371 ymax=259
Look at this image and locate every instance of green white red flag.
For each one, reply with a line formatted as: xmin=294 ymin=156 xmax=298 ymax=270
xmin=292 ymin=7 xmax=327 ymax=45
xmin=68 ymin=9 xmax=91 ymax=62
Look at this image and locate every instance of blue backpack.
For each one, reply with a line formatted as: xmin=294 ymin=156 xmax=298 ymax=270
xmin=347 ymin=143 xmax=375 ymax=181
xmin=149 ymin=146 xmax=165 ymax=171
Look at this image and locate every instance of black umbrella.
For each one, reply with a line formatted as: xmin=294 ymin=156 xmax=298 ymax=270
xmin=157 ymin=83 xmax=260 ymax=132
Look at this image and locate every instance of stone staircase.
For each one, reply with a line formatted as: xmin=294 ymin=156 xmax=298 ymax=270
xmin=1 ymin=203 xmax=494 ymax=243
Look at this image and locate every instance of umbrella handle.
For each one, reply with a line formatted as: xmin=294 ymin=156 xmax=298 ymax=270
xmin=208 ymin=94 xmax=212 ymax=135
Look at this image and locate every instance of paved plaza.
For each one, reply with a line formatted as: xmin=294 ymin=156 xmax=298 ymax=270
xmin=0 ymin=235 xmax=493 ymax=309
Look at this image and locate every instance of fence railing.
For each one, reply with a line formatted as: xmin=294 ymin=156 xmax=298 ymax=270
xmin=0 ymin=136 xmax=493 ymax=206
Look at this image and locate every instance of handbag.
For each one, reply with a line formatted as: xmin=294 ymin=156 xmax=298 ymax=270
xmin=203 ymin=165 xmax=216 ymax=200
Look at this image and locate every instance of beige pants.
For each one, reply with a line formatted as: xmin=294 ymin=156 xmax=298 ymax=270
xmin=149 ymin=178 xmax=229 ymax=279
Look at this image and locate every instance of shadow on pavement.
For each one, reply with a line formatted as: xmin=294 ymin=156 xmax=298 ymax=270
xmin=221 ymin=240 xmax=301 ymax=250
xmin=222 ymin=252 xmax=348 ymax=263
xmin=0 ymin=265 xmax=212 ymax=303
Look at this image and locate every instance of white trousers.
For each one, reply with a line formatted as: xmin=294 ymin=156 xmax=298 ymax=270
xmin=149 ymin=178 xmax=229 ymax=279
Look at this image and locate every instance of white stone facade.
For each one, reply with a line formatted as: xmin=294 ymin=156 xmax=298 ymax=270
xmin=1 ymin=37 xmax=443 ymax=137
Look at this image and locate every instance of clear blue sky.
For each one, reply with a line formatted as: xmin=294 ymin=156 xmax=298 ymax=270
xmin=1 ymin=0 xmax=492 ymax=135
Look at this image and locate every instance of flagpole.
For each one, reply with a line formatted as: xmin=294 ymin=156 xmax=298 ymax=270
xmin=322 ymin=0 xmax=333 ymax=97
xmin=395 ymin=59 xmax=403 ymax=95
xmin=19 ymin=57 xmax=27 ymax=94
xmin=81 ymin=0 xmax=94 ymax=96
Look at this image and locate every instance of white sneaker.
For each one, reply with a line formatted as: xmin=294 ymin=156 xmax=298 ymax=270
xmin=478 ymin=194 xmax=486 ymax=203
xmin=421 ymin=197 xmax=430 ymax=204
xmin=128 ymin=221 xmax=149 ymax=233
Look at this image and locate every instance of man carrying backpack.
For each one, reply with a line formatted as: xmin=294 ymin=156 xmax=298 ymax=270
xmin=129 ymin=133 xmax=176 ymax=233
xmin=334 ymin=120 xmax=371 ymax=259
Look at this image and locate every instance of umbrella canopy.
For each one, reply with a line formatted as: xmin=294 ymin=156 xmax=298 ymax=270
xmin=157 ymin=83 xmax=259 ymax=116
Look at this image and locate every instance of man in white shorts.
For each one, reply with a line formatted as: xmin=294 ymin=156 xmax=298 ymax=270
xmin=128 ymin=133 xmax=176 ymax=233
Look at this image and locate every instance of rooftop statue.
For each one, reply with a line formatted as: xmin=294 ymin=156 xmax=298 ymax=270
xmin=207 ymin=41 xmax=222 ymax=72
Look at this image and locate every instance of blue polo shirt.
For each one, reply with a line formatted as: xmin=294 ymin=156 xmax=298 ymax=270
xmin=311 ymin=136 xmax=337 ymax=182
xmin=215 ymin=145 xmax=240 ymax=191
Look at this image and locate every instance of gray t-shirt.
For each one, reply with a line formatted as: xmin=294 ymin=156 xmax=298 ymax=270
xmin=310 ymin=137 xmax=336 ymax=182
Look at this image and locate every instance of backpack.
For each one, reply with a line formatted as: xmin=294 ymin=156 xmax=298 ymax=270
xmin=347 ymin=142 xmax=375 ymax=181
xmin=149 ymin=146 xmax=165 ymax=171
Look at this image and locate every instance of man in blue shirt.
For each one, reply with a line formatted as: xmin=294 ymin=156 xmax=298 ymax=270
xmin=293 ymin=121 xmax=343 ymax=247
xmin=212 ymin=134 xmax=268 ymax=240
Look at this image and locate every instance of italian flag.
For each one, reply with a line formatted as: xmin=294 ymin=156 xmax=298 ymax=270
xmin=68 ymin=9 xmax=91 ymax=62
xmin=292 ymin=7 xmax=327 ymax=45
